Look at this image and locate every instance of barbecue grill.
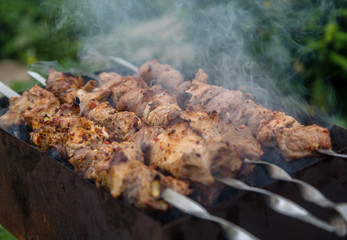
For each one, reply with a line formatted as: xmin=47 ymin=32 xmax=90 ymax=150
xmin=0 ymin=68 xmax=347 ymax=240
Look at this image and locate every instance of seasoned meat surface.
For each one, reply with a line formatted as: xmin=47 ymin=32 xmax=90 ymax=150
xmin=30 ymin=105 xmax=109 ymax=159
xmin=46 ymin=69 xmax=85 ymax=104
xmin=94 ymin=141 xmax=191 ymax=210
xmin=0 ymin=85 xmax=60 ymax=129
xmin=101 ymin=73 xmax=182 ymax=127
xmin=179 ymin=69 xmax=332 ymax=160
xmin=277 ymin=124 xmax=332 ymax=160
xmin=180 ymin=110 xmax=263 ymax=175
xmin=138 ymin=59 xmax=184 ymax=91
xmin=149 ymin=120 xmax=214 ymax=185
xmin=148 ymin=119 xmax=243 ymax=185
xmin=30 ymin=104 xmax=191 ymax=211
xmin=77 ymin=88 xmax=143 ymax=141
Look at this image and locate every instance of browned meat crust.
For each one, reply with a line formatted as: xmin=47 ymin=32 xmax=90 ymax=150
xmin=0 ymin=85 xmax=60 ymax=129
xmin=30 ymin=106 xmax=109 ymax=159
xmin=147 ymin=119 xmax=244 ymax=185
xmin=138 ymin=60 xmax=184 ymax=91
xmin=180 ymin=110 xmax=263 ymax=175
xmin=77 ymin=88 xmax=143 ymax=142
xmin=180 ymin=69 xmax=332 ymax=161
xmin=100 ymin=73 xmax=182 ymax=127
xmin=30 ymin=106 xmax=191 ymax=210
xmin=46 ymin=69 xmax=85 ymax=104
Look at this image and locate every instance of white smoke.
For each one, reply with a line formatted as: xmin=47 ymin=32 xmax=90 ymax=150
xmin=51 ymin=0 xmax=337 ymax=119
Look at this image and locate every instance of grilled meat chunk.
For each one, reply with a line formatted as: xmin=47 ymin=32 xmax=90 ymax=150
xmin=77 ymin=88 xmax=143 ymax=141
xmin=30 ymin=106 xmax=109 ymax=159
xmin=0 ymin=85 xmax=60 ymax=129
xmin=30 ymin=105 xmax=191 ymax=211
xmin=99 ymin=73 xmax=182 ymax=127
xmin=180 ymin=69 xmax=332 ymax=161
xmin=92 ymin=141 xmax=191 ymax=210
xmin=180 ymin=110 xmax=263 ymax=175
xmin=138 ymin=62 xmax=332 ymax=160
xmin=46 ymin=69 xmax=85 ymax=104
xmin=138 ymin=59 xmax=184 ymax=91
xmin=87 ymin=102 xmax=142 ymax=141
xmin=149 ymin=120 xmax=214 ymax=185
xmin=277 ymin=124 xmax=332 ymax=160
xmin=147 ymin=119 xmax=243 ymax=185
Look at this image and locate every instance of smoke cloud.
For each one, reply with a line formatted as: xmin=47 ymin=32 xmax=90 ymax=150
xmin=51 ymin=0 xmax=337 ymax=119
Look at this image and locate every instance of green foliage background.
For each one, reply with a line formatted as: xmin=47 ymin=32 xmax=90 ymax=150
xmin=1 ymin=0 xmax=347 ymax=127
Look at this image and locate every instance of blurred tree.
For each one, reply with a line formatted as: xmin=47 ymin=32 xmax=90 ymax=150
xmin=0 ymin=0 xmax=79 ymax=67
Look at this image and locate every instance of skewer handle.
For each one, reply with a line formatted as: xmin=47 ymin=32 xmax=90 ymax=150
xmin=216 ymin=176 xmax=337 ymax=235
xmin=317 ymin=149 xmax=347 ymax=159
xmin=244 ymin=159 xmax=347 ymax=236
xmin=161 ymin=188 xmax=259 ymax=240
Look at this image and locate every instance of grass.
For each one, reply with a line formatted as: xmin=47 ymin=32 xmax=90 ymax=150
xmin=0 ymin=225 xmax=16 ymax=240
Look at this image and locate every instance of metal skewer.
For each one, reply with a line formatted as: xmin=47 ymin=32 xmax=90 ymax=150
xmin=317 ymin=149 xmax=347 ymax=159
xmin=25 ymin=68 xmax=347 ymax=235
xmin=109 ymin=56 xmax=347 ymax=161
xmin=0 ymin=80 xmax=258 ymax=240
xmin=27 ymin=71 xmax=47 ymax=86
xmin=216 ymin=176 xmax=338 ymax=235
xmin=109 ymin=56 xmax=139 ymax=72
xmin=0 ymin=82 xmax=20 ymax=98
xmin=162 ymin=188 xmax=258 ymax=240
xmin=244 ymin=159 xmax=347 ymax=236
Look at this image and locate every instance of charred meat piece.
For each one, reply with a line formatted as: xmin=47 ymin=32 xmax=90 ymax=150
xmin=99 ymin=73 xmax=182 ymax=127
xmin=180 ymin=69 xmax=332 ymax=161
xmin=138 ymin=62 xmax=332 ymax=161
xmin=180 ymin=110 xmax=263 ymax=175
xmin=92 ymin=141 xmax=191 ymax=210
xmin=46 ymin=69 xmax=86 ymax=104
xmin=277 ymin=124 xmax=332 ymax=160
xmin=30 ymin=106 xmax=109 ymax=159
xmin=146 ymin=119 xmax=243 ymax=186
xmin=138 ymin=59 xmax=184 ymax=91
xmin=77 ymin=88 xmax=143 ymax=141
xmin=0 ymin=85 xmax=60 ymax=129
xmin=30 ymin=106 xmax=191 ymax=211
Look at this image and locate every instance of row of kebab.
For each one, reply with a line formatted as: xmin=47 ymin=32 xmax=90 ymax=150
xmin=0 ymin=60 xmax=332 ymax=211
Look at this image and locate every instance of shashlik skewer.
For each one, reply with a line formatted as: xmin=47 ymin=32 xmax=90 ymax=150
xmin=135 ymin=60 xmax=333 ymax=161
xmin=28 ymin=70 xmax=240 ymax=186
xmin=29 ymin=71 xmax=347 ymax=234
xmin=52 ymin=70 xmax=248 ymax=186
xmin=30 ymin=108 xmax=191 ymax=210
xmin=45 ymin=69 xmax=143 ymax=142
xmin=97 ymin=72 xmax=262 ymax=181
xmin=99 ymin=72 xmax=182 ymax=128
xmin=111 ymin=57 xmax=347 ymax=161
xmin=0 ymin=82 xmax=192 ymax=211
xmin=1 ymin=75 xmax=344 ymax=235
xmin=0 ymin=84 xmax=258 ymax=240
xmin=5 ymin=75 xmax=346 ymax=233
xmin=95 ymin=69 xmax=262 ymax=179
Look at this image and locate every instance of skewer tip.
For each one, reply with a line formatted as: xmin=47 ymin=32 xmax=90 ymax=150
xmin=27 ymin=71 xmax=46 ymax=86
